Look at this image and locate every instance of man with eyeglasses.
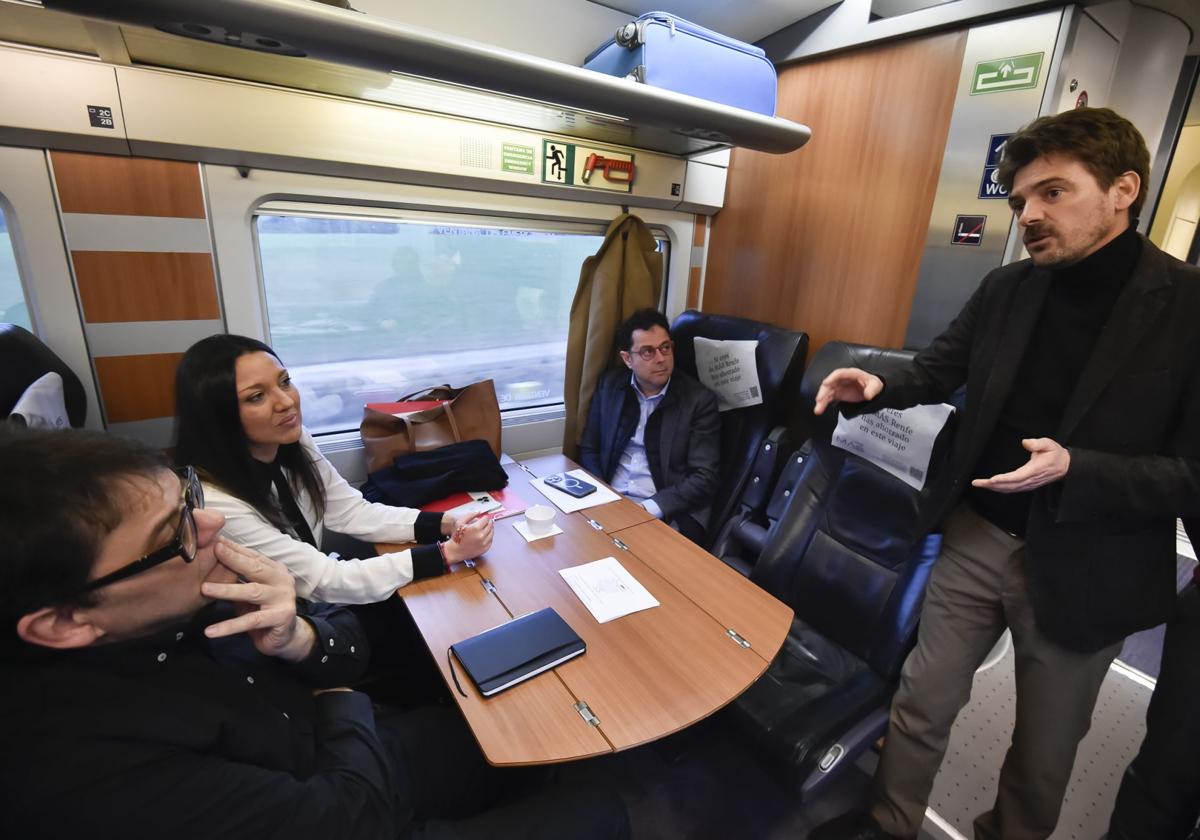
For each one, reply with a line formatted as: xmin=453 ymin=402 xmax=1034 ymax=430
xmin=580 ymin=308 xmax=720 ymax=544
xmin=0 ymin=429 xmax=629 ymax=839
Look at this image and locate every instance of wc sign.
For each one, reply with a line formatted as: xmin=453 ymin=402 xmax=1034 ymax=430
xmin=978 ymin=133 xmax=1013 ymax=200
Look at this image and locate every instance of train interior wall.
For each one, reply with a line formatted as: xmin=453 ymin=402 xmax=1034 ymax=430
xmin=0 ymin=4 xmax=1197 ymax=840
xmin=704 ymin=3 xmax=1192 ymax=361
xmin=1151 ymin=80 xmax=1200 ymax=260
xmin=702 ymin=29 xmax=967 ymax=355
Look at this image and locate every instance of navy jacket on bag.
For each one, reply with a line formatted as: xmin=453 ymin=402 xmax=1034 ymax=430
xmin=362 ymin=438 xmax=508 ymax=508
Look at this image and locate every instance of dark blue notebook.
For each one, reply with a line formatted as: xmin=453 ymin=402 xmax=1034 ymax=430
xmin=450 ymin=607 xmax=586 ymax=697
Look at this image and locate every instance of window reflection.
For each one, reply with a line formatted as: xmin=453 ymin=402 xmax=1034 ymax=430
xmin=256 ymin=213 xmax=654 ymax=435
xmin=0 ymin=209 xmax=31 ymax=331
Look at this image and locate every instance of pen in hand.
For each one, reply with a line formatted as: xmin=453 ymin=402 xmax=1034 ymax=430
xmin=453 ymin=512 xmax=490 ymax=543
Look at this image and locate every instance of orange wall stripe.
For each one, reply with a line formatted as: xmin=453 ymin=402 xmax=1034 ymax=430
xmin=51 ymin=151 xmax=206 ymax=218
xmin=73 ymin=251 xmax=220 ymax=323
xmin=692 ymin=214 xmax=707 ymax=248
xmin=686 ymin=266 xmax=702 ymax=310
xmin=94 ymin=352 xmax=183 ymax=423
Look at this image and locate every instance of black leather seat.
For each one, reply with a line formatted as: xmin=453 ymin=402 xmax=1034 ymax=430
xmin=711 ymin=431 xmax=808 ymax=577
xmin=728 ymin=341 xmax=956 ymax=798
xmin=669 ymin=310 xmax=808 ymax=548
xmin=0 ymin=323 xmax=87 ymax=426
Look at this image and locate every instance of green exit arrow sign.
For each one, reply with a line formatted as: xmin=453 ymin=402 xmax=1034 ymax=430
xmin=970 ymin=52 xmax=1044 ymax=95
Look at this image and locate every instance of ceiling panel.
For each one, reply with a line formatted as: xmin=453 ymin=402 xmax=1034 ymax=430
xmin=0 ymin=2 xmax=97 ymax=56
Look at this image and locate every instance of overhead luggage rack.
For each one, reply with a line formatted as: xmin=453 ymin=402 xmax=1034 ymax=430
xmin=41 ymin=0 xmax=812 ymax=157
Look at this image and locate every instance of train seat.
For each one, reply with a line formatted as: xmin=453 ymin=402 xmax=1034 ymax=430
xmin=728 ymin=341 xmax=955 ymax=800
xmin=1 ymin=323 xmax=87 ymax=428
xmin=669 ymin=309 xmax=808 ymax=548
xmin=711 ymin=430 xmax=808 ymax=577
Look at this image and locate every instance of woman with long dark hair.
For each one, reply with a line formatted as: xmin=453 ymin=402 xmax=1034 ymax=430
xmin=174 ymin=334 xmax=492 ymax=604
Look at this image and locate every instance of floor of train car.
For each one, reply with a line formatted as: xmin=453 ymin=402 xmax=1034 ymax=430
xmin=554 ymin=553 xmax=1196 ymax=840
xmin=557 ymin=708 xmax=905 ymax=840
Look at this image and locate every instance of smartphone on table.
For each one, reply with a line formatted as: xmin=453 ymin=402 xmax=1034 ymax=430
xmin=544 ymin=473 xmax=597 ymax=499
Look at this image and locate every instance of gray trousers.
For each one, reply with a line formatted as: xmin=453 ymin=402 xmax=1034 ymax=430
xmin=869 ymin=504 xmax=1122 ymax=840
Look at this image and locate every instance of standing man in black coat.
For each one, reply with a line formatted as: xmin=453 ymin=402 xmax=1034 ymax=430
xmin=811 ymin=107 xmax=1200 ymax=840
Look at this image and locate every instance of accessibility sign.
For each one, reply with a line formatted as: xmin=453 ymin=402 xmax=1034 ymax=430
xmin=970 ymin=53 xmax=1043 ymax=95
xmin=952 ymin=215 xmax=987 ymax=246
xmin=978 ymin=133 xmax=1013 ymax=199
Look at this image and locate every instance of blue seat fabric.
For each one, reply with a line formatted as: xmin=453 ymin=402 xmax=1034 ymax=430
xmin=729 ymin=341 xmax=954 ymax=793
xmin=669 ymin=309 xmax=807 ymax=548
xmin=713 ymin=432 xmax=808 ymax=577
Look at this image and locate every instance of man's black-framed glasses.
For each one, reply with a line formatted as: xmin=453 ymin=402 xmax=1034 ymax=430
xmin=81 ymin=466 xmax=205 ymax=592
xmin=632 ymin=340 xmax=674 ymax=361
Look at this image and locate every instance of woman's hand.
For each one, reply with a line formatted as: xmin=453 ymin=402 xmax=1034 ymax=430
xmin=440 ymin=513 xmax=457 ymax=537
xmin=442 ymin=516 xmax=494 ymax=566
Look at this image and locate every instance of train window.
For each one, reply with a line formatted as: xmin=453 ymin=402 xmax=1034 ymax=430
xmin=0 ymin=207 xmax=31 ymax=331
xmin=255 ymin=210 xmax=668 ymax=435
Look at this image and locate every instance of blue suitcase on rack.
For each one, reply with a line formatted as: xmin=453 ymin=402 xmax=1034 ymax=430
xmin=583 ymin=11 xmax=777 ymax=116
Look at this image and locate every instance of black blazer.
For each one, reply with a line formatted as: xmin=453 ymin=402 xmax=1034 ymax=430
xmin=1 ymin=603 xmax=396 ymax=838
xmin=861 ymin=237 xmax=1200 ymax=651
xmin=579 ymin=369 xmax=720 ymax=525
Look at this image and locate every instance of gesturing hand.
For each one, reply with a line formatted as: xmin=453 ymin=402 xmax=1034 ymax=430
xmin=813 ymin=367 xmax=884 ymax=416
xmin=971 ymin=438 xmax=1071 ymax=494
xmin=200 ymin=538 xmax=315 ymax=662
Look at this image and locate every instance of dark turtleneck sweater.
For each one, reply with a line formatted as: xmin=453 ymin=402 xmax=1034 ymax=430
xmin=967 ymin=225 xmax=1142 ymax=536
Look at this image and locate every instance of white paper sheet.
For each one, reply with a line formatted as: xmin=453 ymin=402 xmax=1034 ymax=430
xmin=529 ymin=469 xmax=620 ymax=513
xmin=512 ymin=519 xmax=564 ymax=543
xmin=692 ymin=337 xmax=762 ymax=412
xmin=559 ymin=557 xmax=660 ymax=623
xmin=832 ymin=404 xmax=955 ymax=491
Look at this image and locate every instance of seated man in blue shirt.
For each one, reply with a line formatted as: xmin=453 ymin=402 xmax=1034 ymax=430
xmin=0 ymin=428 xmax=629 ymax=840
xmin=580 ymin=309 xmax=720 ymax=544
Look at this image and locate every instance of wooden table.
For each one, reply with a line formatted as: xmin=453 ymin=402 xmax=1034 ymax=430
xmin=384 ymin=456 xmax=793 ymax=766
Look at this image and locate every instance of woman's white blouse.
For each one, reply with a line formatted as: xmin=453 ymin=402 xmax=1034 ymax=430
xmin=203 ymin=429 xmax=433 ymax=604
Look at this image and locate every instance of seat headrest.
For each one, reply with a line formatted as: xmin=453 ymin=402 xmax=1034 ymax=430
xmin=670 ymin=309 xmax=807 ymax=406
xmin=800 ymin=341 xmax=917 ymax=441
xmin=0 ymin=323 xmax=87 ymax=427
xmin=789 ymin=340 xmax=957 ymax=568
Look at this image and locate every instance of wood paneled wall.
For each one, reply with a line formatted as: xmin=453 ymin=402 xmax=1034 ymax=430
xmin=51 ymin=152 xmax=222 ymax=446
xmin=73 ymin=251 xmax=220 ymax=323
xmin=53 ymin=153 xmax=207 ymax=218
xmin=703 ymin=31 xmax=967 ymax=354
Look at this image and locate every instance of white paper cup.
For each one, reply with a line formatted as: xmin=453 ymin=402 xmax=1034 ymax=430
xmin=525 ymin=504 xmax=556 ymax=536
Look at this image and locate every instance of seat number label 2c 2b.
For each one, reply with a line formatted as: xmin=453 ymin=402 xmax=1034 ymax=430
xmin=87 ymin=105 xmax=115 ymax=129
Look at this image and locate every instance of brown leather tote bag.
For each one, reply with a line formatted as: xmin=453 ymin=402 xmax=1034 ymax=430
xmin=361 ymin=380 xmax=502 ymax=473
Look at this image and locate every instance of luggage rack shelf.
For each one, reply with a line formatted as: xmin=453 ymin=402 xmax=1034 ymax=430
xmin=42 ymin=0 xmax=812 ymax=158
